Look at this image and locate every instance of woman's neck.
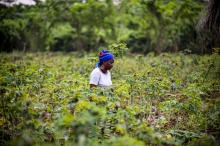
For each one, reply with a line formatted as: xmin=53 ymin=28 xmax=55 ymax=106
xmin=99 ymin=66 xmax=107 ymax=74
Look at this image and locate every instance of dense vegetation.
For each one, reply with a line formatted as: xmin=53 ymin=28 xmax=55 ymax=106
xmin=0 ymin=0 xmax=210 ymax=54
xmin=1 ymin=0 xmax=220 ymax=145
xmin=0 ymin=47 xmax=219 ymax=145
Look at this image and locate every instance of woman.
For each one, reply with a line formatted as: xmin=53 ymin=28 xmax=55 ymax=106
xmin=90 ymin=50 xmax=114 ymax=88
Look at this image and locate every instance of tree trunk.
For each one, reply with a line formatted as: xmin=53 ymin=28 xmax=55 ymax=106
xmin=197 ymin=0 xmax=220 ymax=48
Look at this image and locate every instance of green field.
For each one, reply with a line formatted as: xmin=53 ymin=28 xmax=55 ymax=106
xmin=0 ymin=51 xmax=220 ymax=146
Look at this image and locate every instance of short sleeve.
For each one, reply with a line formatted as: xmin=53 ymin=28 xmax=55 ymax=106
xmin=90 ymin=69 xmax=100 ymax=85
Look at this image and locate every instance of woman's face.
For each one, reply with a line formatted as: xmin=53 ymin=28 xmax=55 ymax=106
xmin=104 ymin=59 xmax=114 ymax=70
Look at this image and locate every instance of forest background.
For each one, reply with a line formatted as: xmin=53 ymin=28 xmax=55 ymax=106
xmin=0 ymin=0 xmax=218 ymax=55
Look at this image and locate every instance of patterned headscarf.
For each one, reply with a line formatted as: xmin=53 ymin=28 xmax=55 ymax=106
xmin=96 ymin=50 xmax=114 ymax=67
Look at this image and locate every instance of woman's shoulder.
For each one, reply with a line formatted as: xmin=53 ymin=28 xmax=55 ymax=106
xmin=91 ymin=67 xmax=101 ymax=75
xmin=92 ymin=67 xmax=100 ymax=72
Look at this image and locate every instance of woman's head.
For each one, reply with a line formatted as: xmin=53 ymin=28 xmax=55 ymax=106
xmin=96 ymin=50 xmax=114 ymax=70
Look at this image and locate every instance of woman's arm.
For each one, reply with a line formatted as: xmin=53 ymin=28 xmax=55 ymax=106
xmin=90 ymin=69 xmax=100 ymax=88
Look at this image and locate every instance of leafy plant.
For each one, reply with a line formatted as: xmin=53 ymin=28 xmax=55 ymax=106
xmin=0 ymin=52 xmax=219 ymax=145
xmin=109 ymin=43 xmax=129 ymax=58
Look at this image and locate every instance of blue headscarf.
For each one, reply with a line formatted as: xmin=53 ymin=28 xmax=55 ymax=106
xmin=96 ymin=50 xmax=114 ymax=67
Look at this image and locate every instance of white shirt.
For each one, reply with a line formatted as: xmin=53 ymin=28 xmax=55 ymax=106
xmin=90 ymin=67 xmax=112 ymax=87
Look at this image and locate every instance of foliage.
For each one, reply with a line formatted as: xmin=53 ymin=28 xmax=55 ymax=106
xmin=0 ymin=52 xmax=219 ymax=145
xmin=0 ymin=0 xmax=207 ymax=54
xmin=109 ymin=43 xmax=129 ymax=58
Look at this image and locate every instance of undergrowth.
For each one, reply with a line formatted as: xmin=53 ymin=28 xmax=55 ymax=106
xmin=0 ymin=50 xmax=219 ymax=146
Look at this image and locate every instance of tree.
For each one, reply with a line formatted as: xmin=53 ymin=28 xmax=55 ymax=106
xmin=0 ymin=0 xmax=206 ymax=54
xmin=69 ymin=0 xmax=116 ymax=51
xmin=117 ymin=0 xmax=204 ymax=54
xmin=0 ymin=2 xmax=51 ymax=52
xmin=197 ymin=0 xmax=220 ymax=52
